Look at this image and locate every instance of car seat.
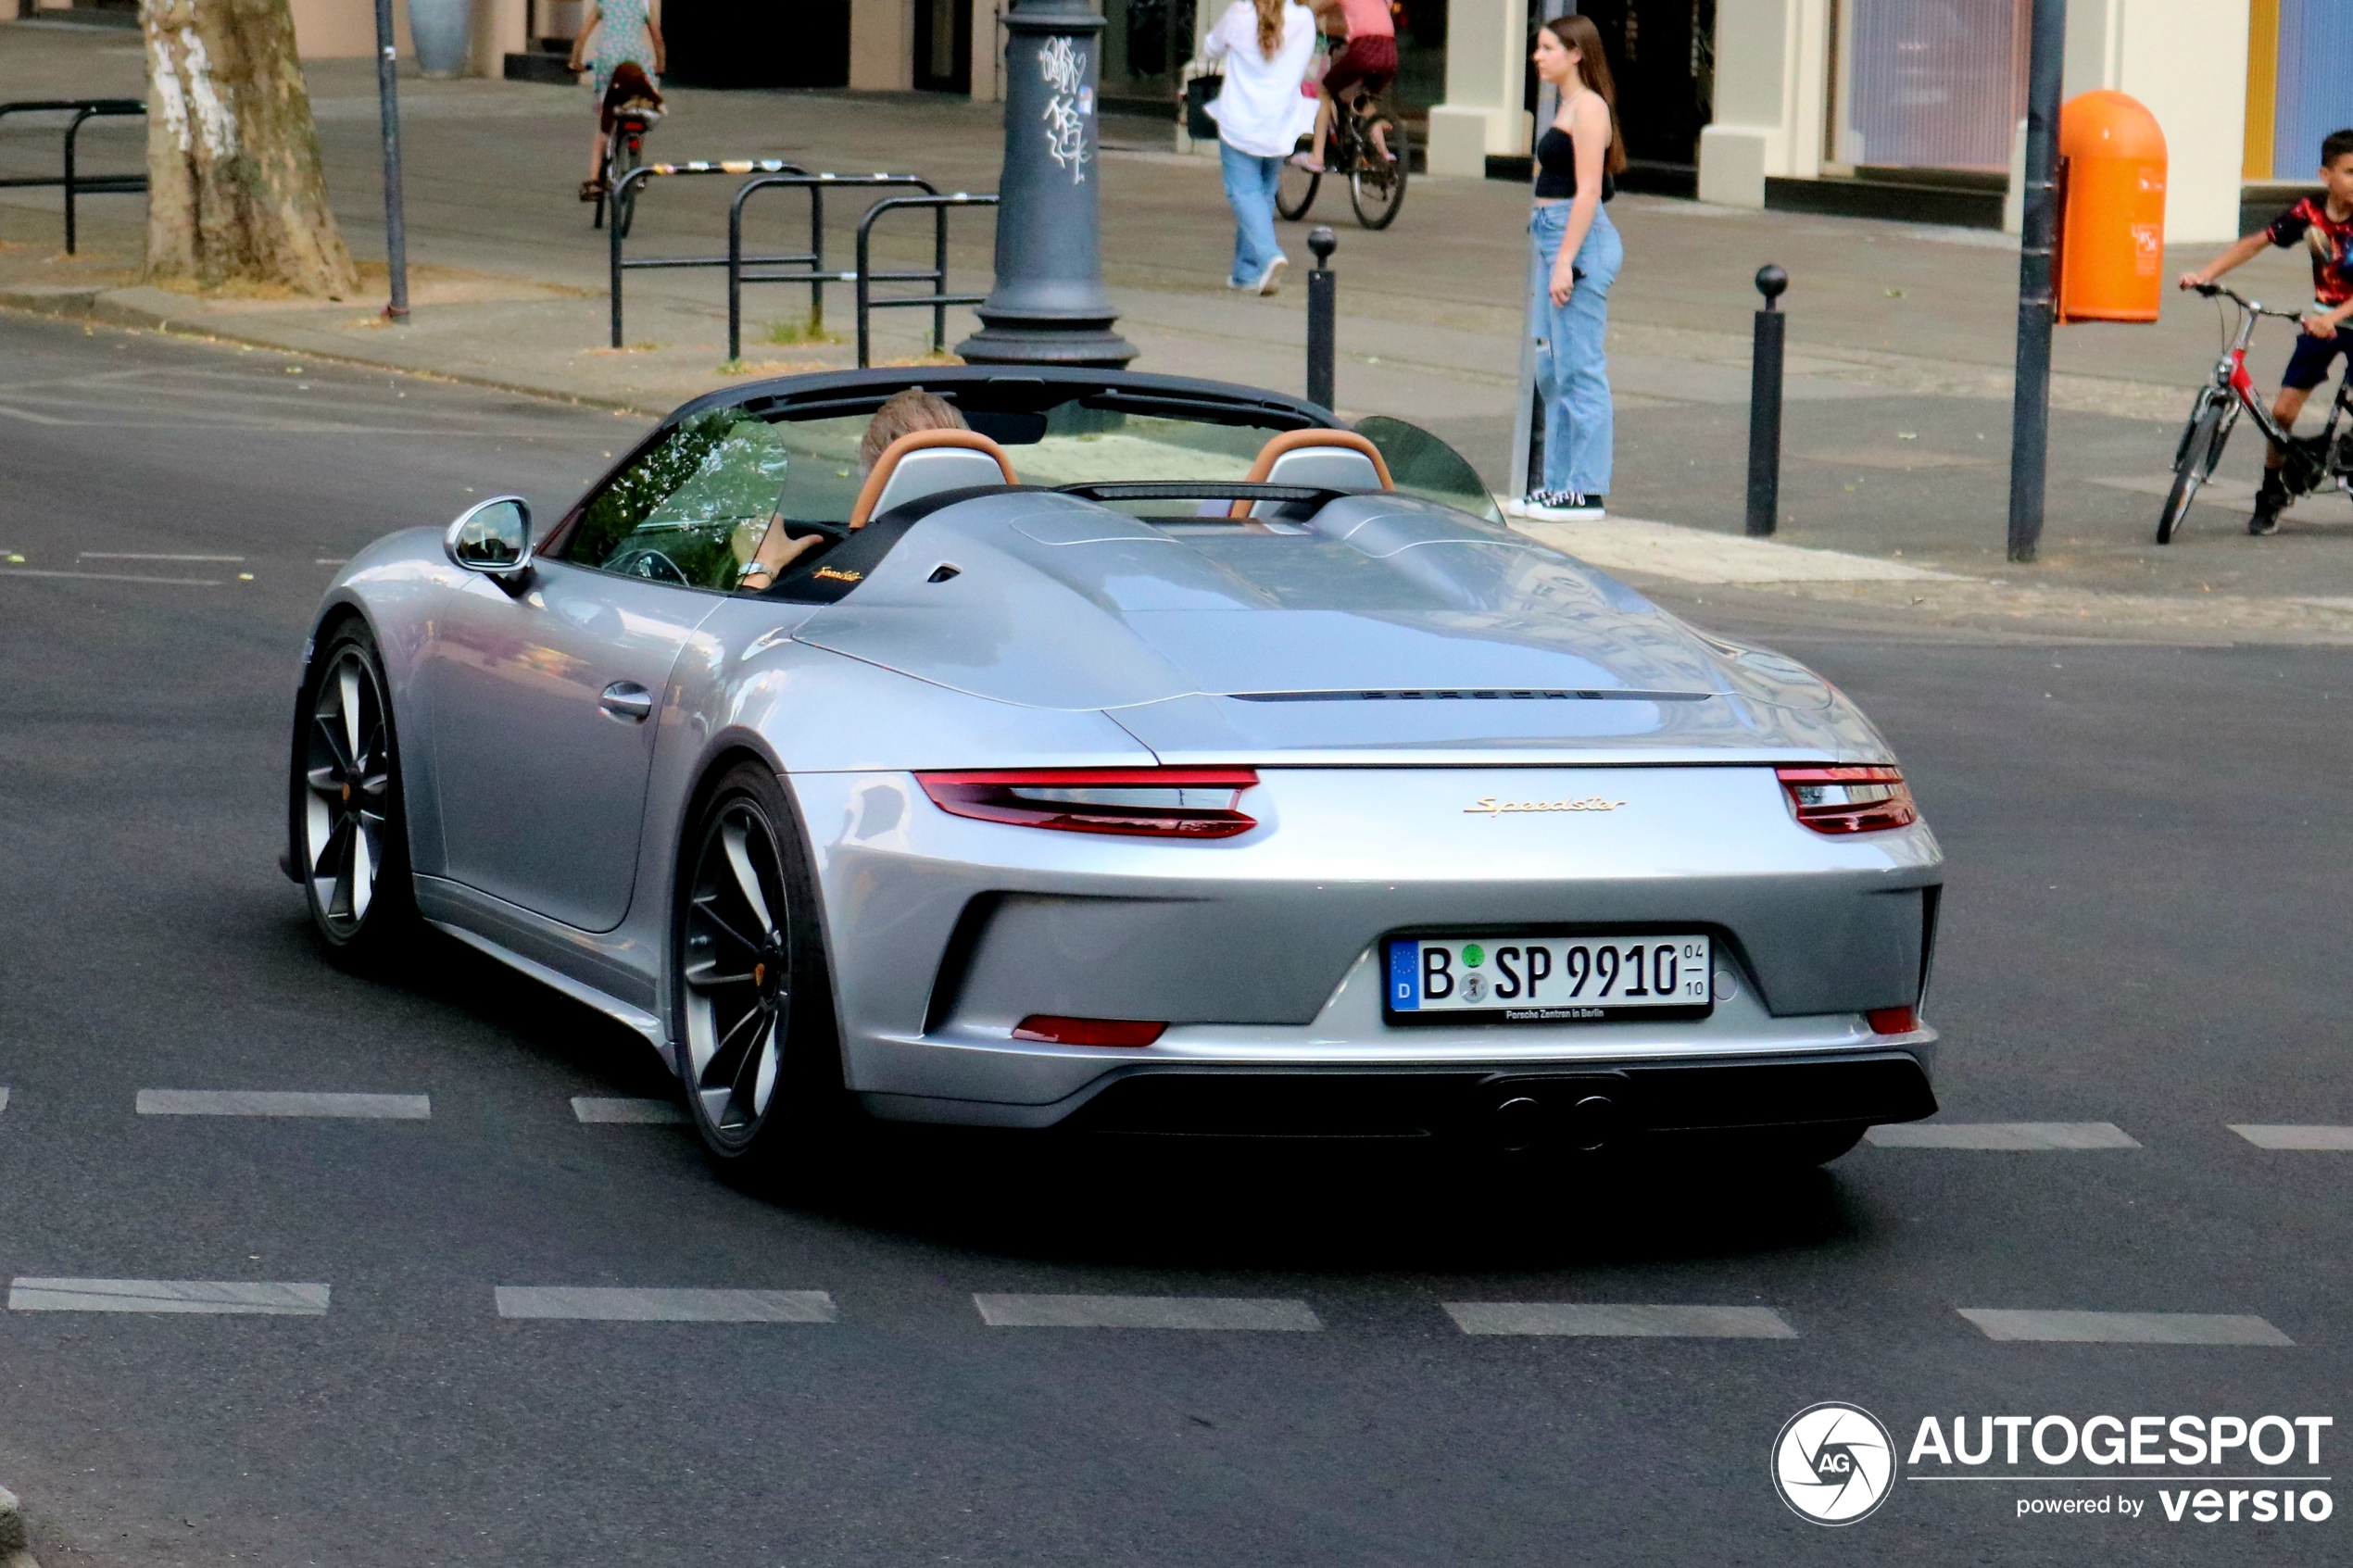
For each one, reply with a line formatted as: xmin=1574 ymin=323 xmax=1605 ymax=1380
xmin=1229 ymin=429 xmax=1394 ymax=518
xmin=849 ymin=429 xmax=1021 ymax=529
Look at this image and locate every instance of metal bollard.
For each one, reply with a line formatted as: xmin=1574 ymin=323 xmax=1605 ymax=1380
xmin=1306 ymin=225 xmax=1338 ymax=410
xmin=1745 ymin=264 xmax=1788 ymax=537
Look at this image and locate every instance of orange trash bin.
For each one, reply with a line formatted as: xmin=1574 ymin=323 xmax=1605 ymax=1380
xmin=2057 ymin=90 xmax=2168 ymax=323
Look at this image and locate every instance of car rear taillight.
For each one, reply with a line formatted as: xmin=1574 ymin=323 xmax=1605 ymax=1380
xmin=1012 ymin=1015 xmax=1167 ymax=1047
xmin=917 ymin=767 xmax=1259 ymax=838
xmin=1776 ymin=766 xmax=1919 ymax=834
xmin=1867 ymin=1005 xmax=1919 ymax=1035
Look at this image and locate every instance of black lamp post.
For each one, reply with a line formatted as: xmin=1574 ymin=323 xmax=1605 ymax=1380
xmin=955 ymin=0 xmax=1137 ymax=367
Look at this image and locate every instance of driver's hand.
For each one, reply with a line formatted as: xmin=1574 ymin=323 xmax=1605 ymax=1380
xmin=2301 ymin=313 xmax=2342 ymax=339
xmin=2177 ymin=272 xmax=2208 ymax=291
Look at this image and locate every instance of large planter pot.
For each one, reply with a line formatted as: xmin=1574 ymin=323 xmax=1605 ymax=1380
xmin=409 ymin=0 xmax=474 ymax=80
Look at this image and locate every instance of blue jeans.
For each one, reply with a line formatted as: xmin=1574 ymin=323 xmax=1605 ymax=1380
xmin=1529 ymin=202 xmax=1622 ymax=495
xmin=1221 ymin=140 xmax=1285 ymax=286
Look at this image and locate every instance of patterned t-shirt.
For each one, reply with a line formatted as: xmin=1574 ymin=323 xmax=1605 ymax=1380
xmin=2266 ymin=196 xmax=2353 ymax=308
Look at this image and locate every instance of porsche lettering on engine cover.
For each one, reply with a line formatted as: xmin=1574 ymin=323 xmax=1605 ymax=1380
xmin=283 ymin=366 xmax=1944 ymax=1175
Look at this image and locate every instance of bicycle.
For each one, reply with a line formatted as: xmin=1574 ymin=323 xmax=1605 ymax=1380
xmin=2158 ymin=282 xmax=2353 ymax=544
xmin=592 ymin=104 xmax=660 ymax=238
xmin=1276 ymin=84 xmax=1408 ymax=231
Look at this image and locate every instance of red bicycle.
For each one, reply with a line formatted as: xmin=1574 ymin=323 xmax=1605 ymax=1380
xmin=2159 ymin=282 xmax=2353 ymax=544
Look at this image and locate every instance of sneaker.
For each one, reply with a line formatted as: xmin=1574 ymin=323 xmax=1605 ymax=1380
xmin=1509 ymin=490 xmax=1606 ymax=521
xmin=2249 ymin=477 xmax=2287 ymax=536
xmin=1255 ymin=256 xmax=1288 ymax=296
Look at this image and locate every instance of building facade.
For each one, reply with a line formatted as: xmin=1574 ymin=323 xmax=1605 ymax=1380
xmin=31 ymin=0 xmax=2323 ymax=246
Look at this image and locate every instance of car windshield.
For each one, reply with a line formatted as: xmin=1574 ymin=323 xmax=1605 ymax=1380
xmin=560 ymin=385 xmax=1497 ymax=590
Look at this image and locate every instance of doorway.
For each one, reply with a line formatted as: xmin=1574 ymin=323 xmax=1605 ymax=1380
xmin=664 ymin=0 xmax=850 ymax=88
xmin=1575 ymin=0 xmax=1715 ymax=176
xmin=914 ymin=0 xmax=974 ymax=94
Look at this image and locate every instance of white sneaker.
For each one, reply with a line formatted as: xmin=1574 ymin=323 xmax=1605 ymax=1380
xmin=1507 ymin=489 xmax=1606 ymax=521
xmin=1255 ymin=256 xmax=1288 ymax=295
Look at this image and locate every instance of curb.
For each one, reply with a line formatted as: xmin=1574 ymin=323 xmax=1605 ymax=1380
xmin=0 ymin=1483 xmax=40 ymax=1568
xmin=0 ymin=284 xmax=676 ymax=420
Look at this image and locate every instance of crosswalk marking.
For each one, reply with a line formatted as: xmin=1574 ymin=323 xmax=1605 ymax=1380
xmin=2230 ymin=1124 xmax=2353 ymax=1150
xmin=973 ymin=1294 xmax=1323 ymax=1331
xmin=1957 ymin=1309 xmax=2292 ymax=1346
xmin=1444 ymin=1302 xmax=1798 ymax=1338
xmin=7 ymin=1278 xmax=330 ymax=1315
xmin=1866 ymin=1122 xmax=2138 ymax=1149
xmin=571 ymin=1097 xmax=690 ymax=1124
xmin=135 ymin=1090 xmax=431 ymax=1120
xmin=493 ymin=1287 xmax=837 ymax=1323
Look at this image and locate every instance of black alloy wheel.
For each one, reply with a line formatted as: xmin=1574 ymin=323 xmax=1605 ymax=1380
xmin=674 ymin=761 xmax=846 ymax=1178
xmin=296 ymin=621 xmax=416 ymax=960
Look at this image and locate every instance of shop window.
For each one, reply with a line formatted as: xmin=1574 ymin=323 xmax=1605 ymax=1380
xmin=2273 ymin=0 xmax=2353 ymax=180
xmin=1829 ymin=0 xmax=2026 ymax=172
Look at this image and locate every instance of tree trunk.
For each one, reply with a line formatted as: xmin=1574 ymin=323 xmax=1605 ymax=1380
xmin=141 ymin=0 xmax=358 ymax=297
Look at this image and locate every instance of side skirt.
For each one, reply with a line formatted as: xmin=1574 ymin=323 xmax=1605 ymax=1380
xmin=427 ymin=919 xmax=675 ymax=1071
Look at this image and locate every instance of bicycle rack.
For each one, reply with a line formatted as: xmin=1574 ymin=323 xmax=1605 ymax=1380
xmin=606 ymin=159 xmax=808 ymax=348
xmin=0 ymin=99 xmax=148 ymax=255
xmin=724 ymin=173 xmax=937 ymax=362
xmin=853 ymin=194 xmax=998 ymax=369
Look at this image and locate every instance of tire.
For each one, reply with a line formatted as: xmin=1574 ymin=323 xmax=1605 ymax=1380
xmin=1277 ymin=148 xmax=1319 ymax=222
xmin=1348 ymin=114 xmax=1406 ymax=230
xmin=610 ymin=134 xmax=643 ymax=241
xmin=2157 ymin=394 xmax=2227 ymax=545
xmin=294 ymin=619 xmax=418 ymax=966
xmin=673 ymin=759 xmax=850 ymax=1187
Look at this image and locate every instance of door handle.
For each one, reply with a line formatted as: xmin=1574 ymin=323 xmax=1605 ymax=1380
xmin=598 ymin=681 xmax=654 ymax=722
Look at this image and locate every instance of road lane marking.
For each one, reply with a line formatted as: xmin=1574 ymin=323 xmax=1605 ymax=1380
xmin=136 ymin=1090 xmax=431 ymax=1119
xmin=7 ymin=1279 xmax=330 ymax=1315
xmin=1444 ymin=1302 xmax=1798 ymax=1338
xmin=0 ymin=1088 xmax=8 ymax=1113
xmin=1866 ymin=1122 xmax=2138 ymax=1149
xmin=1957 ymin=1310 xmax=2292 ymax=1346
xmin=1 ymin=569 xmax=223 ymax=586
xmin=494 ymin=1287 xmax=837 ymax=1322
xmin=2230 ymin=1124 xmax=2353 ymax=1149
xmin=571 ymin=1097 xmax=689 ymax=1124
xmin=75 ymin=552 xmax=245 ymax=562
xmin=973 ymin=1294 xmax=1323 ymax=1330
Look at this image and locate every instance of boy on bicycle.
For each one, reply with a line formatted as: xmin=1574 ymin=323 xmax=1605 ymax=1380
xmin=1292 ymin=0 xmax=1396 ymax=173
xmin=2179 ymin=127 xmax=2353 ymax=534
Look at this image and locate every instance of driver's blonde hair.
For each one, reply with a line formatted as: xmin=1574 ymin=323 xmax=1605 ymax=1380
xmin=859 ymin=387 xmax=969 ymax=474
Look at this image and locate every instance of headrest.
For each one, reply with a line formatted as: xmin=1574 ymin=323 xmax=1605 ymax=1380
xmin=849 ymin=429 xmax=1019 ymax=529
xmin=1230 ymin=428 xmax=1394 ymax=517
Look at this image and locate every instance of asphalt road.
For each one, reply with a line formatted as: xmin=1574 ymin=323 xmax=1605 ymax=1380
xmin=1 ymin=311 xmax=2347 ymax=1568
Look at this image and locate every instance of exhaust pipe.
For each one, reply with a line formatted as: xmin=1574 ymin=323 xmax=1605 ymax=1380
xmin=1488 ymin=1088 xmax=1624 ymax=1154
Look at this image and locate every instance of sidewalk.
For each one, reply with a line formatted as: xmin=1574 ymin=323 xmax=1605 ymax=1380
xmin=7 ymin=18 xmax=2353 ymax=639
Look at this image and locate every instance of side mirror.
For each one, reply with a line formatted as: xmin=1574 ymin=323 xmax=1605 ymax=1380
xmin=445 ymin=495 xmax=533 ymax=586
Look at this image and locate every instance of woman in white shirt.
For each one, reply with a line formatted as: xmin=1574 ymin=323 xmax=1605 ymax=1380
xmin=1200 ymin=0 xmax=1317 ymax=295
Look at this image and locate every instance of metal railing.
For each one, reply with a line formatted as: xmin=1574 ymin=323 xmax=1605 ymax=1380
xmin=853 ymin=193 xmax=997 ymax=369
xmin=0 ymin=99 xmax=148 ymax=254
xmin=724 ymin=172 xmax=937 ymax=361
xmin=607 ymin=158 xmax=808 ymax=346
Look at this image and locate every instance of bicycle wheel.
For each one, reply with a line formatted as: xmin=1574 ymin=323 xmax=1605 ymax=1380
xmin=1348 ymin=113 xmax=1407 ymax=230
xmin=2157 ymin=393 xmax=2228 ymax=545
xmin=1277 ymin=145 xmax=1320 ymax=222
xmin=610 ymin=132 xmax=644 ymax=241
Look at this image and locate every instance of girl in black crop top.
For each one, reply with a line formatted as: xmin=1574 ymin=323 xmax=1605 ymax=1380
xmin=1508 ymin=14 xmax=1629 ymax=523
xmin=1533 ymin=127 xmax=1615 ymax=203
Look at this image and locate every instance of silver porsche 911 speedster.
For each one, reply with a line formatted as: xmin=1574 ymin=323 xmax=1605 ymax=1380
xmin=284 ymin=366 xmax=1942 ymax=1175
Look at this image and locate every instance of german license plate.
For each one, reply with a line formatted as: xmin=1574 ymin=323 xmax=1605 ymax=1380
xmin=1385 ymin=935 xmax=1713 ymax=1023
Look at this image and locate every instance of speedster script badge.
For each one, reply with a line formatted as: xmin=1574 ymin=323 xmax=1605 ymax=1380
xmin=1465 ymin=796 xmax=1625 ymax=816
